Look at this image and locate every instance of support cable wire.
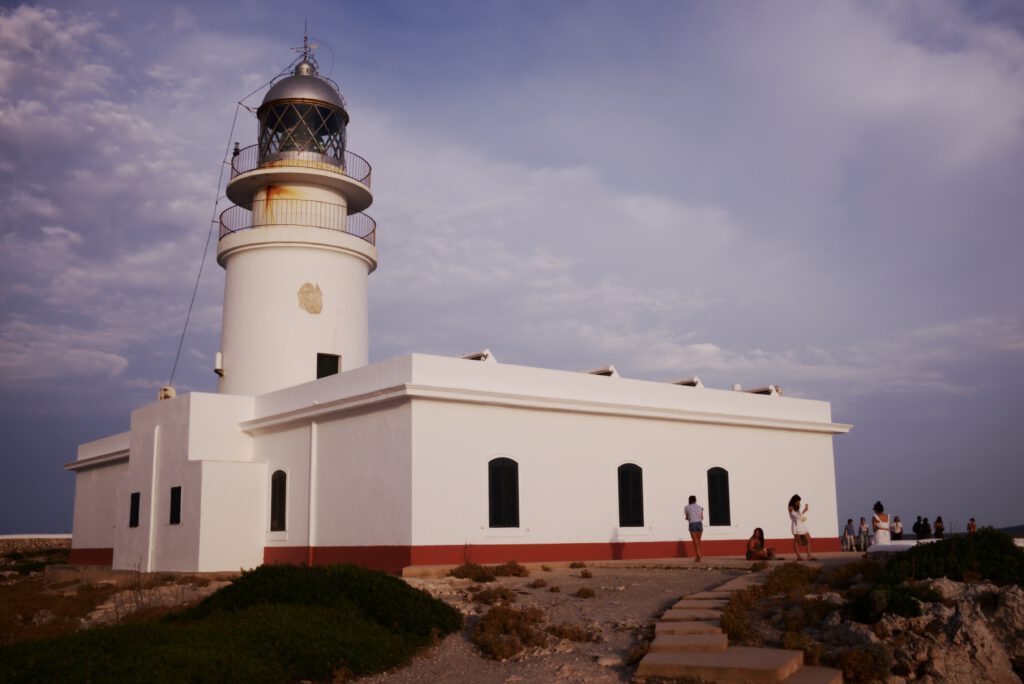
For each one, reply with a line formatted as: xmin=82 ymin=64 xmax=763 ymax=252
xmin=167 ymin=71 xmax=290 ymax=387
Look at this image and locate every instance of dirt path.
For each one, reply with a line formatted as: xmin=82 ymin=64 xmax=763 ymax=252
xmin=360 ymin=564 xmax=741 ymax=684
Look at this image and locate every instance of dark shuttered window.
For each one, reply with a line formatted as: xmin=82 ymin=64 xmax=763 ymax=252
xmin=169 ymin=486 xmax=182 ymax=525
xmin=270 ymin=470 xmax=287 ymax=532
xmin=317 ymin=353 xmax=340 ymax=379
xmin=618 ymin=463 xmax=644 ymax=527
xmin=488 ymin=457 xmax=519 ymax=528
xmin=707 ymin=467 xmax=731 ymax=526
xmin=129 ymin=492 xmax=140 ymax=528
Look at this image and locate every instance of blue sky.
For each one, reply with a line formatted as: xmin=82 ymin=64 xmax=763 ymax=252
xmin=1 ymin=1 xmax=1023 ymax=534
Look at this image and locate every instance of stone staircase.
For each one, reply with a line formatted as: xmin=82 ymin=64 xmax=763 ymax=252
xmin=635 ymin=571 xmax=843 ymax=684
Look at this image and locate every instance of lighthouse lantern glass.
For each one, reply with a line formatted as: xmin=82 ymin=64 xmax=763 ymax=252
xmin=258 ymin=101 xmax=347 ymax=164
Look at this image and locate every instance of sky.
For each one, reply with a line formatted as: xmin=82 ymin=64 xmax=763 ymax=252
xmin=1 ymin=0 xmax=1022 ymax=535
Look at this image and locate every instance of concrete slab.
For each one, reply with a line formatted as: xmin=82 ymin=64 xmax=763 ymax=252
xmin=655 ymin=620 xmax=722 ymax=635
xmin=686 ymin=591 xmax=734 ymax=600
xmin=662 ymin=607 xmax=723 ymax=621
xmin=783 ymin=665 xmax=844 ymax=684
xmin=636 ymin=646 xmax=803 ymax=683
xmin=672 ymin=598 xmax=729 ymax=609
xmin=649 ymin=632 xmax=728 ymax=653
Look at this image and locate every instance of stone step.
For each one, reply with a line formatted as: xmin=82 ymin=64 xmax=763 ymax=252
xmin=782 ymin=665 xmax=844 ymax=684
xmin=649 ymin=632 xmax=728 ymax=653
xmin=655 ymin=619 xmax=722 ymax=635
xmin=636 ymin=646 xmax=804 ymax=683
xmin=673 ymin=598 xmax=729 ymax=609
xmin=687 ymin=591 xmax=734 ymax=600
xmin=662 ymin=607 xmax=723 ymax=621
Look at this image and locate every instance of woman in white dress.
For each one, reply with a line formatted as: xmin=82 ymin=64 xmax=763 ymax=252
xmin=871 ymin=501 xmax=891 ymax=546
xmin=788 ymin=494 xmax=817 ymax=561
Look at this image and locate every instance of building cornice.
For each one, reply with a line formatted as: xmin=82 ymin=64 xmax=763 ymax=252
xmin=241 ymin=383 xmax=852 ymax=436
xmin=64 ymin=449 xmax=130 ymax=472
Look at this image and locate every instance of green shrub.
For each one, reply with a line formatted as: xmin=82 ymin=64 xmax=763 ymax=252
xmin=762 ymin=563 xmax=818 ymax=596
xmin=0 ymin=564 xmax=462 ymax=683
xmin=448 ymin=563 xmax=496 ymax=583
xmin=844 ymin=582 xmax=937 ymax=624
xmin=526 ymin=578 xmax=548 ymax=589
xmin=470 ymin=605 xmax=547 ymax=660
xmin=569 ymin=561 xmax=586 ymax=569
xmin=472 ymin=587 xmax=516 ymax=605
xmin=719 ymin=586 xmax=762 ymax=642
xmin=821 ymin=559 xmax=883 ymax=590
xmin=549 ymin=585 xmax=561 ymax=593
xmin=782 ymin=631 xmax=822 ymax=666
xmin=579 ymin=569 xmax=593 ymax=579
xmin=782 ymin=597 xmax=834 ymax=632
xmin=492 ymin=561 xmax=529 ymax=577
xmin=837 ymin=643 xmax=894 ymax=683
xmin=575 ymin=587 xmax=596 ymax=599
xmin=883 ymin=528 xmax=1024 ymax=585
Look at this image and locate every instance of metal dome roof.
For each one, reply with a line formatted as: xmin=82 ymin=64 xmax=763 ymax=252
xmin=260 ymin=60 xmax=347 ymax=112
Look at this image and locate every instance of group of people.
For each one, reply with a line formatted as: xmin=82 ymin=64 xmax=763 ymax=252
xmin=841 ymin=506 xmax=979 ymax=551
xmin=683 ymin=495 xmax=981 ymax=562
xmin=681 ymin=492 xmax=820 ymax=562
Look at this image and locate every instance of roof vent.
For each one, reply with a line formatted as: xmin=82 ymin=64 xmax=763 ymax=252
xmin=461 ymin=349 xmax=496 ymax=363
xmin=672 ymin=376 xmax=704 ymax=388
xmin=745 ymin=385 xmax=783 ymax=396
xmin=585 ymin=364 xmax=620 ymax=377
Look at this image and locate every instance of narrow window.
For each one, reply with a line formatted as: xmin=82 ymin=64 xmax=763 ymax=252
xmin=317 ymin=353 xmax=340 ymax=379
xmin=488 ymin=457 xmax=519 ymax=528
xmin=707 ymin=467 xmax=731 ymax=526
xmin=270 ymin=470 xmax=287 ymax=532
xmin=129 ymin=492 xmax=140 ymax=528
xmin=618 ymin=464 xmax=644 ymax=527
xmin=169 ymin=486 xmax=182 ymax=525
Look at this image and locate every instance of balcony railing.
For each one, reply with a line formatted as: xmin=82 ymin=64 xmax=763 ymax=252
xmin=230 ymin=144 xmax=372 ymax=187
xmin=219 ymin=198 xmax=376 ymax=245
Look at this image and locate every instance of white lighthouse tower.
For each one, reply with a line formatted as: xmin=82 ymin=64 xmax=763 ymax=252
xmin=216 ymin=44 xmax=376 ymax=396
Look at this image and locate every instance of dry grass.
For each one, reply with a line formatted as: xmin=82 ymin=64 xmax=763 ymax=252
xmin=471 ymin=587 xmax=516 ymax=605
xmin=546 ymin=622 xmax=601 ymax=642
xmin=469 ymin=605 xmax=547 ymax=660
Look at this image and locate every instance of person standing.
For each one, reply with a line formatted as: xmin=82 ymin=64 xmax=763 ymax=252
xmin=872 ymin=502 xmax=891 ymax=546
xmin=843 ymin=519 xmax=856 ymax=551
xmin=684 ymin=495 xmax=704 ymax=562
xmin=858 ymin=517 xmax=870 ymax=552
xmin=891 ymin=516 xmax=904 ymax=541
xmin=912 ymin=516 xmax=923 ymax=539
xmin=968 ymin=518 xmax=978 ymax=534
xmin=788 ymin=494 xmax=816 ymax=561
xmin=919 ymin=517 xmax=932 ymax=539
xmin=934 ymin=516 xmax=945 ymax=539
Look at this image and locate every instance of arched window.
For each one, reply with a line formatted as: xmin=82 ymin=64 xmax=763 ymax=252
xmin=270 ymin=470 xmax=287 ymax=532
xmin=488 ymin=457 xmax=519 ymax=528
xmin=618 ymin=463 xmax=644 ymax=527
xmin=707 ymin=467 xmax=731 ymax=526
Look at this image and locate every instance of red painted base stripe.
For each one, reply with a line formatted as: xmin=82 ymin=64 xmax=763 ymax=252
xmin=69 ymin=548 xmax=114 ymax=565
xmin=264 ymin=537 xmax=841 ymax=574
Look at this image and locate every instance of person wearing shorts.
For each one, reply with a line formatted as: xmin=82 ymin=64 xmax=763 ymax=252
xmin=684 ymin=495 xmax=704 ymax=562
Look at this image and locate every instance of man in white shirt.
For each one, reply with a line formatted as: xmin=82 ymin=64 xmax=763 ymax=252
xmin=684 ymin=495 xmax=704 ymax=562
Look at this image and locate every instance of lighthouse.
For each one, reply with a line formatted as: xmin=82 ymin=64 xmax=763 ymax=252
xmin=216 ymin=46 xmax=376 ymax=396
xmin=67 ymin=42 xmax=849 ymax=575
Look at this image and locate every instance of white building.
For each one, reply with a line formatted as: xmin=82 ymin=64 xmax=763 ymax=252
xmin=67 ymin=50 xmax=850 ymax=574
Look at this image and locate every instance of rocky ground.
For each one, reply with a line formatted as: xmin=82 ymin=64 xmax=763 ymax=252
xmin=729 ymin=565 xmax=1024 ymax=684
xmin=360 ymin=564 xmax=741 ymax=684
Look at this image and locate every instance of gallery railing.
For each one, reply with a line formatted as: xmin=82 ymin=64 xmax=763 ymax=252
xmin=219 ymin=198 xmax=376 ymax=245
xmin=230 ymin=144 xmax=372 ymax=187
